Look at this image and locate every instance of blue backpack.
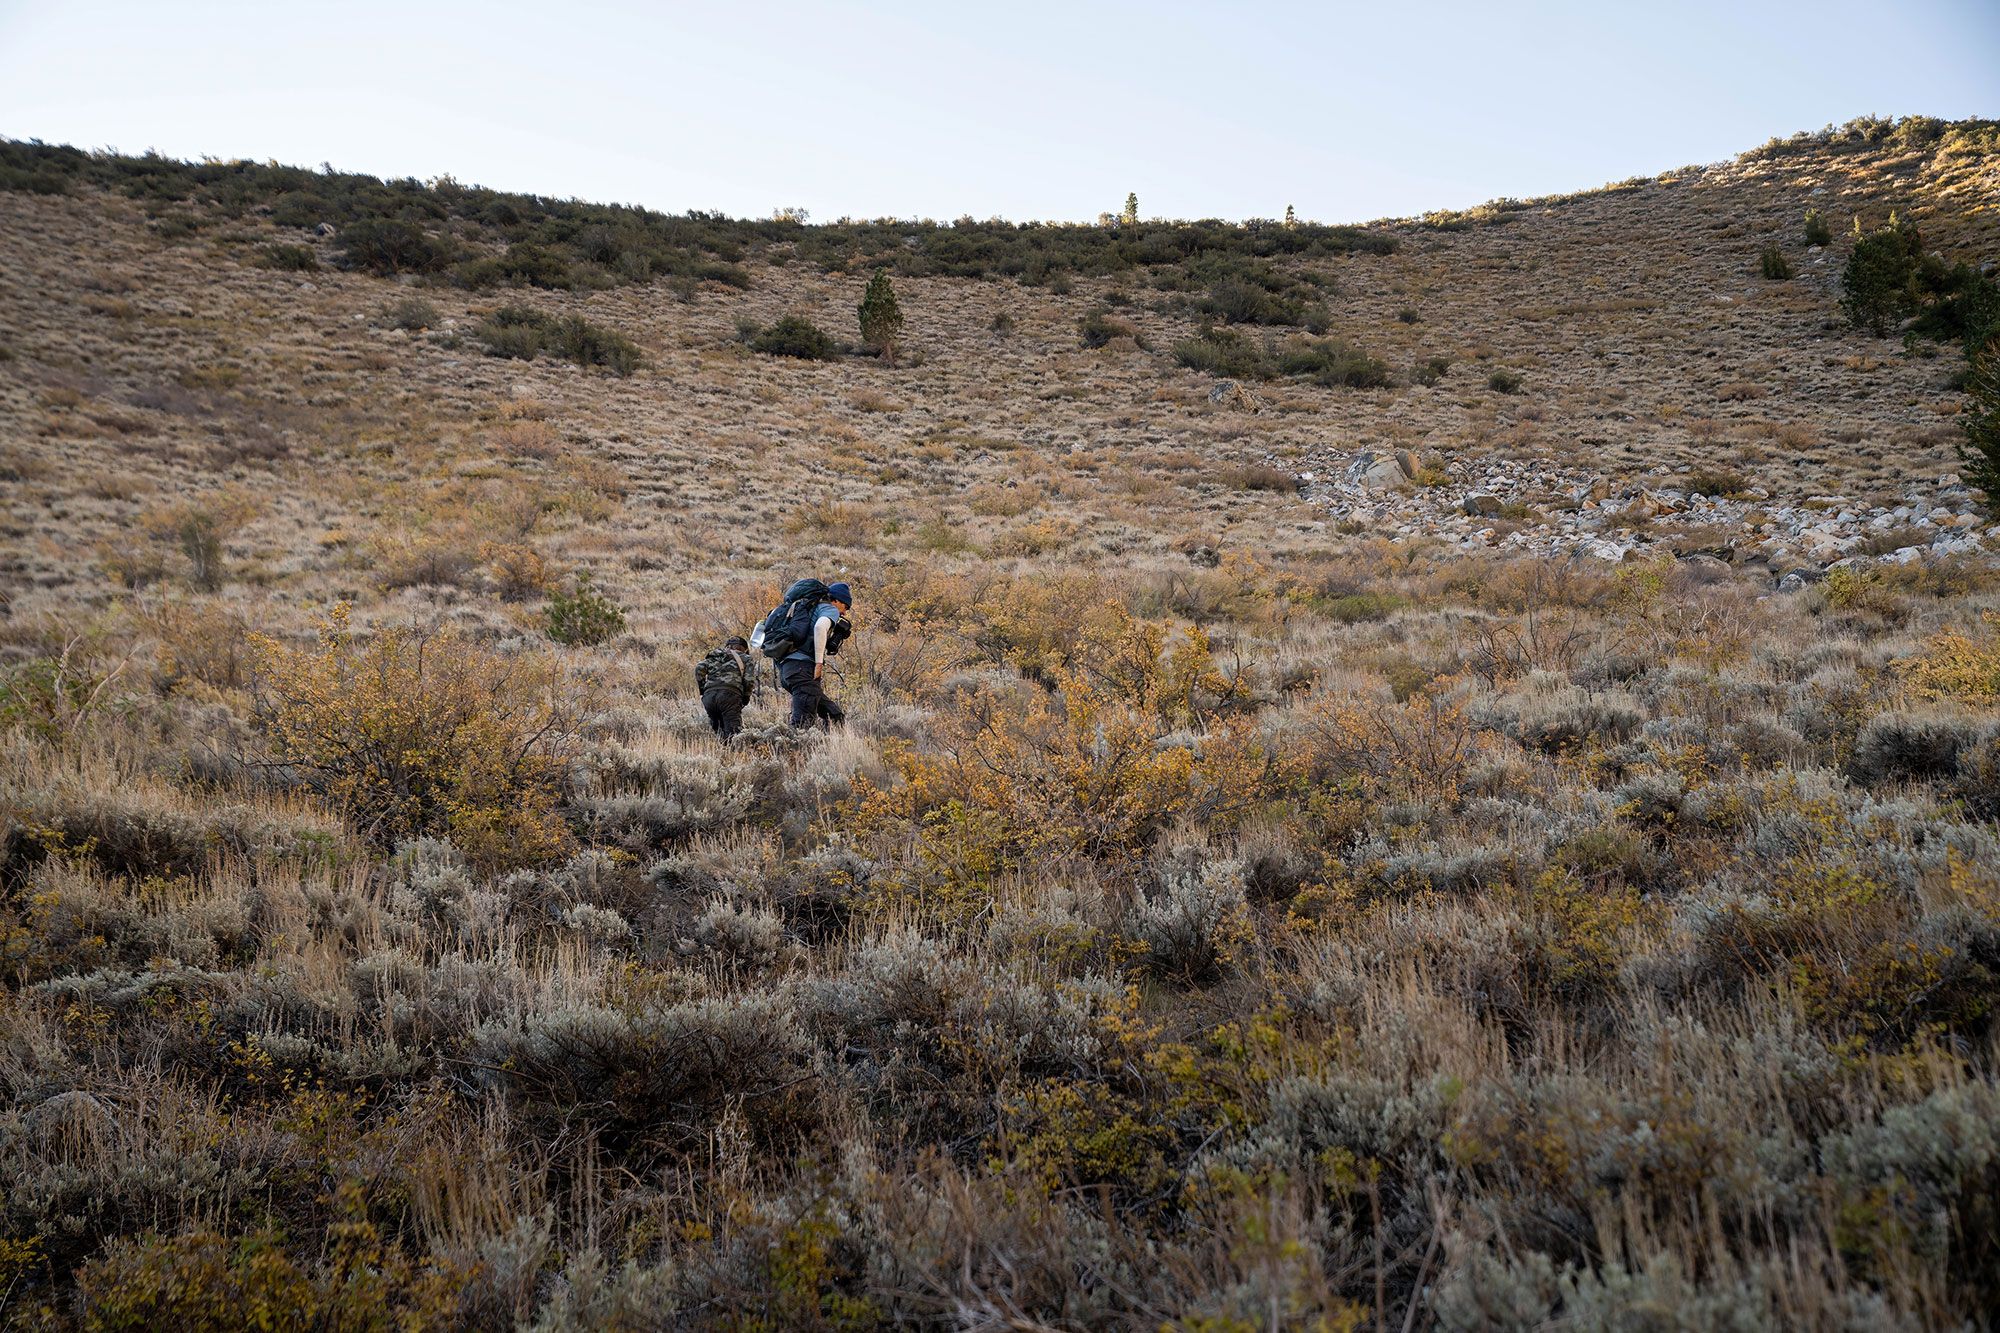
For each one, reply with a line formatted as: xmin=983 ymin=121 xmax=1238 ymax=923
xmin=755 ymin=578 xmax=834 ymax=661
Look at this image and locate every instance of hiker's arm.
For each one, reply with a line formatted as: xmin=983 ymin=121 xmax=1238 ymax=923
xmin=812 ymin=615 xmax=831 ymax=677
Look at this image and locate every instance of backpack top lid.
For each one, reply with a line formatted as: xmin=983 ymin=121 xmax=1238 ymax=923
xmin=781 ymin=577 xmax=829 ymax=607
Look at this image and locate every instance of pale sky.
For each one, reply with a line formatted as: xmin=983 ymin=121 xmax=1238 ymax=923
xmin=1 ymin=0 xmax=1994 ymax=223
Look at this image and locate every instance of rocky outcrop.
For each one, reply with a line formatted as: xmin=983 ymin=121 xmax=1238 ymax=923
xmin=1287 ymin=449 xmax=1994 ymax=585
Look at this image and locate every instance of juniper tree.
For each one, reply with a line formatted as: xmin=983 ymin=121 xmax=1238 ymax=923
xmin=1121 ymin=192 xmax=1139 ymax=226
xmin=857 ymin=269 xmax=904 ymax=364
xmin=1960 ymin=338 xmax=2000 ymax=515
xmin=1841 ymin=220 xmax=1924 ymax=335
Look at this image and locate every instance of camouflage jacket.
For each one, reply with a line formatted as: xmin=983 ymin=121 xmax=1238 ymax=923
xmin=694 ymin=647 xmax=754 ymax=700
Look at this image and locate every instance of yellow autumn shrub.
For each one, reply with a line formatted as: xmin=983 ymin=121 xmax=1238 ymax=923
xmin=1898 ymin=614 xmax=2000 ymax=703
xmin=846 ymin=612 xmax=1265 ymax=890
xmin=249 ymin=606 xmax=581 ymax=869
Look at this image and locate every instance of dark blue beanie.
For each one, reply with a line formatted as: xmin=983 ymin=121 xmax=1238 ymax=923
xmin=827 ymin=581 xmax=852 ymax=606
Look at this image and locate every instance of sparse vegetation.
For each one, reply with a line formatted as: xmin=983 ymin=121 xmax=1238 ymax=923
xmin=4 ymin=117 xmax=2000 ymax=1331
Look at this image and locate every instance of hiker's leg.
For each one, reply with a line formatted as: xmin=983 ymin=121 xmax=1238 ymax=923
xmin=792 ymin=676 xmax=827 ymax=728
xmin=701 ymin=688 xmax=730 ymax=737
xmin=819 ymin=694 xmax=846 ymax=728
xmin=779 ymin=661 xmax=819 ymax=728
xmin=717 ymin=693 xmax=745 ymax=740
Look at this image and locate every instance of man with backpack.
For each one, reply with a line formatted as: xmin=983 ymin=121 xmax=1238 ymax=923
xmin=754 ymin=579 xmax=852 ymax=730
xmin=693 ymin=635 xmax=755 ymax=740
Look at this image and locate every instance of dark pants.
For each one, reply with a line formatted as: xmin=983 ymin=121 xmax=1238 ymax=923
xmin=702 ymin=687 xmax=746 ymax=740
xmin=778 ymin=659 xmax=845 ymax=730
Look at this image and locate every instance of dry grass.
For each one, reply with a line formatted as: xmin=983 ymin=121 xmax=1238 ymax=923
xmin=1 ymin=126 xmax=1998 ymax=1328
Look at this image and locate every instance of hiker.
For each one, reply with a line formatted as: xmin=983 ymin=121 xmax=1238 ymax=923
xmin=693 ymin=635 xmax=755 ymax=740
xmin=754 ymin=578 xmax=852 ymax=730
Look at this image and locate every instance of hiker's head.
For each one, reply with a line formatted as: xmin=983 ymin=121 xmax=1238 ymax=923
xmin=725 ymin=636 xmax=748 ymax=651
xmin=827 ymin=581 xmax=852 ymax=609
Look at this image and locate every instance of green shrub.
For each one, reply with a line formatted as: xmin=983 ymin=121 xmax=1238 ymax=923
xmin=259 ymin=242 xmax=318 ymax=272
xmin=1275 ymin=337 xmax=1392 ymax=388
xmin=545 ymin=573 xmax=627 ymax=646
xmin=547 ymin=314 xmax=642 ymax=375
xmin=1203 ymin=277 xmax=1276 ymax=324
xmin=1080 ymin=309 xmax=1144 ymax=349
xmin=1488 ymin=368 xmax=1523 ymax=394
xmin=751 ymin=315 xmax=835 ymax=360
xmin=1961 ymin=339 xmax=2000 ymax=514
xmin=1173 ymin=327 xmax=1270 ymax=379
xmin=1804 ymin=210 xmax=1832 ymax=247
xmin=857 ymin=268 xmax=904 ymax=361
xmin=474 ymin=305 xmax=641 ymax=375
xmin=1843 ymin=219 xmax=1999 ymax=341
xmin=335 ymin=218 xmax=447 ymax=275
xmin=1759 ymin=244 xmax=1792 ymax=280
xmin=1413 ymin=355 xmax=1451 ymax=387
xmin=1851 ymin=711 xmax=1990 ymax=783
xmin=382 ymin=294 xmax=439 ymax=331
xmin=1173 ymin=327 xmax=1388 ymax=388
xmin=1841 ymin=219 xmax=1927 ymax=335
xmin=459 ymin=242 xmax=573 ymax=289
xmin=1685 ymin=468 xmax=1750 ymax=498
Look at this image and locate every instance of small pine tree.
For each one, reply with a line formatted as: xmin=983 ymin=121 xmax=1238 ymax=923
xmin=1803 ymin=210 xmax=1831 ymax=247
xmin=1841 ymin=220 xmax=1925 ymax=335
xmin=1121 ymin=192 xmax=1139 ymax=226
xmin=1759 ymin=244 xmax=1793 ymax=281
xmin=1961 ymin=339 xmax=2000 ymax=515
xmin=545 ymin=573 xmax=626 ymax=647
xmin=857 ymin=269 xmax=905 ymax=363
xmin=1284 ymin=204 xmax=1297 ymax=229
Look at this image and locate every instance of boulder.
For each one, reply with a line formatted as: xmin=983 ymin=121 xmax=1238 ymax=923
xmin=1208 ymin=380 xmax=1262 ymax=411
xmin=1359 ymin=457 xmax=1410 ymax=489
xmin=1394 ymin=448 xmax=1420 ymax=480
xmin=1622 ymin=495 xmax=1661 ymax=520
xmin=1462 ymin=493 xmax=1504 ymax=517
xmin=1677 ymin=553 xmax=1731 ymax=576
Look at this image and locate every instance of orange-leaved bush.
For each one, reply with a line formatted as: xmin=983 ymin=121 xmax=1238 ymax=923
xmin=250 ymin=606 xmax=582 ymax=869
xmin=847 ymin=607 xmax=1265 ymax=894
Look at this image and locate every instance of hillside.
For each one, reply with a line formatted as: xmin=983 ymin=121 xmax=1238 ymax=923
xmin=1 ymin=118 xmax=1999 ymax=1328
